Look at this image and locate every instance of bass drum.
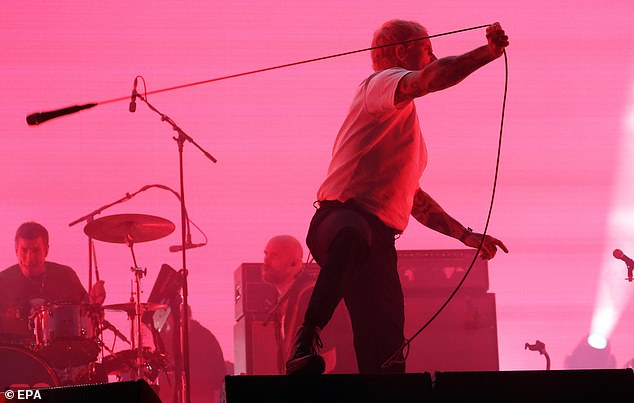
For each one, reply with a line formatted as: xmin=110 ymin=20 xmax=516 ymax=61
xmin=0 ymin=345 xmax=59 ymax=390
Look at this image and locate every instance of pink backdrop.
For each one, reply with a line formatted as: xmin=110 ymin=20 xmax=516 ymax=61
xmin=2 ymin=1 xmax=634 ymax=371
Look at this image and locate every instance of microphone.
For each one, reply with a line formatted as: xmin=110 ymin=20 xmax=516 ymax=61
xmin=129 ymin=77 xmax=138 ymax=113
xmin=26 ymin=103 xmax=97 ymax=126
xmin=169 ymin=242 xmax=206 ymax=253
xmin=613 ymin=249 xmax=634 ymax=266
xmin=102 ymin=319 xmax=130 ymax=344
xmin=524 ymin=340 xmax=546 ymax=354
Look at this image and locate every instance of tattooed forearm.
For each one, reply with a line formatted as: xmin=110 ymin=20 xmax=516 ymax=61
xmin=411 ymin=188 xmax=466 ymax=239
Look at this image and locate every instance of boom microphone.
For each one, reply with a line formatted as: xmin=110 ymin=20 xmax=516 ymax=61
xmin=613 ymin=249 xmax=634 ymax=266
xmin=129 ymin=77 xmax=138 ymax=113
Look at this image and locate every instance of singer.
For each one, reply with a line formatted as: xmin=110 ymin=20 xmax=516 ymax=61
xmin=286 ymin=20 xmax=509 ymax=375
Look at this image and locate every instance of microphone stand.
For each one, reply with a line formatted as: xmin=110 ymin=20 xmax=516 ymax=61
xmin=135 ymin=92 xmax=216 ymax=403
xmin=525 ymin=340 xmax=550 ymax=370
xmin=69 ymin=186 xmax=152 ymax=229
xmin=625 ymin=262 xmax=633 ymax=283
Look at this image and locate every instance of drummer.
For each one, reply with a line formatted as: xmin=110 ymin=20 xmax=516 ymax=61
xmin=0 ymin=221 xmax=106 ymax=342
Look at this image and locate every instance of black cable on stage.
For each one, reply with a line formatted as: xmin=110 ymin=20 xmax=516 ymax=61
xmin=26 ymin=24 xmax=490 ymax=125
xmin=98 ymin=24 xmax=491 ymax=103
xmin=381 ymin=49 xmax=509 ymax=370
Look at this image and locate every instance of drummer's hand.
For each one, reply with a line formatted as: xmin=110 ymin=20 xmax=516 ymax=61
xmin=89 ymin=280 xmax=106 ymax=305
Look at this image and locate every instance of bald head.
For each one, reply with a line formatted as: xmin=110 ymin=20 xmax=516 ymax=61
xmin=262 ymin=235 xmax=304 ymax=288
xmin=268 ymin=235 xmax=303 ymax=261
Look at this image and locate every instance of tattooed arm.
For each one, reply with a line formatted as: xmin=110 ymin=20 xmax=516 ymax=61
xmin=411 ymin=187 xmax=466 ymax=239
xmin=411 ymin=187 xmax=508 ymax=259
xmin=395 ymin=23 xmax=509 ymax=104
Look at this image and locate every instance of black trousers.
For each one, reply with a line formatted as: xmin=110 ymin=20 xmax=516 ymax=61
xmin=304 ymin=200 xmax=405 ymax=373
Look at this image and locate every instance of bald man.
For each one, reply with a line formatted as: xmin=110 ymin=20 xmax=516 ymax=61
xmin=263 ymin=235 xmax=305 ymax=298
xmin=262 ymin=235 xmax=356 ymax=374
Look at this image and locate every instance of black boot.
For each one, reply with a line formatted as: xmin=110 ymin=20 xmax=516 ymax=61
xmin=285 ymin=325 xmax=326 ymax=375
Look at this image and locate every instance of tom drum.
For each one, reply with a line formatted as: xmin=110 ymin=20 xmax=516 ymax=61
xmin=32 ymin=303 xmax=102 ymax=367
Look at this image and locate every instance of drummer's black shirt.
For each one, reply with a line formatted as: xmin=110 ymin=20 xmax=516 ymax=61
xmin=0 ymin=262 xmax=88 ymax=339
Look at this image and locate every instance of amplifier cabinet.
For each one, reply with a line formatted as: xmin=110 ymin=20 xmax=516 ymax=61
xmin=234 ymin=263 xmax=318 ymax=321
xmin=234 ymin=250 xmax=498 ymax=374
xmin=398 ymin=249 xmax=489 ymax=294
xmin=404 ymin=293 xmax=499 ymax=372
xmin=233 ymin=317 xmax=279 ymax=375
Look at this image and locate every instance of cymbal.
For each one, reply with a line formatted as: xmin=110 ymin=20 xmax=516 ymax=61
xmin=84 ymin=214 xmax=175 ymax=244
xmin=103 ymin=302 xmax=168 ymax=313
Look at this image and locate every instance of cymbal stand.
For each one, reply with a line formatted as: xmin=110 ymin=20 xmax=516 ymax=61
xmin=126 ymin=234 xmax=147 ymax=380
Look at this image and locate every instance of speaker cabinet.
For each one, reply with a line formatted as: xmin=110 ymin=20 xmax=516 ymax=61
xmin=404 ymin=293 xmax=499 ymax=372
xmin=224 ymin=373 xmax=433 ymax=403
xmin=398 ymin=249 xmax=498 ymax=373
xmin=233 ymin=317 xmax=279 ymax=375
xmin=233 ymin=286 xmax=357 ymax=375
xmin=397 ymin=249 xmax=489 ymax=292
xmin=434 ymin=369 xmax=634 ymax=402
xmin=234 ymin=250 xmax=499 ymax=375
xmin=234 ymin=263 xmax=280 ymax=321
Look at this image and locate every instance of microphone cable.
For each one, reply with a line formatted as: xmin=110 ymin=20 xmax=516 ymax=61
xmin=26 ymin=23 xmax=492 ymax=122
xmin=382 ymin=49 xmax=509 ymax=370
xmin=98 ymin=24 xmax=492 ymax=104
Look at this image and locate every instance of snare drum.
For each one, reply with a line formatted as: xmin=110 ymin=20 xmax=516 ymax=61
xmin=33 ymin=303 xmax=102 ymax=367
xmin=0 ymin=345 xmax=59 ymax=391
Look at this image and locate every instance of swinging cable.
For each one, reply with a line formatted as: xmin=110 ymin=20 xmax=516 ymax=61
xmin=98 ymin=24 xmax=490 ymax=104
xmin=25 ymin=23 xmax=491 ymax=126
xmin=381 ymin=49 xmax=509 ymax=370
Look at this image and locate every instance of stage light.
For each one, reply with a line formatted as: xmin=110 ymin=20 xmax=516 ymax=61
xmin=565 ymin=336 xmax=616 ymax=369
xmin=587 ymin=334 xmax=607 ymax=350
xmin=588 ymin=71 xmax=634 ymax=350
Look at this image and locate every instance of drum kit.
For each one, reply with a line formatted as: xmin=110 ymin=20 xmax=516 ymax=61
xmin=1 ymin=213 xmax=177 ymax=391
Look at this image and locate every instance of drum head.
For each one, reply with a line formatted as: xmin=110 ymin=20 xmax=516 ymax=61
xmin=0 ymin=345 xmax=59 ymax=390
